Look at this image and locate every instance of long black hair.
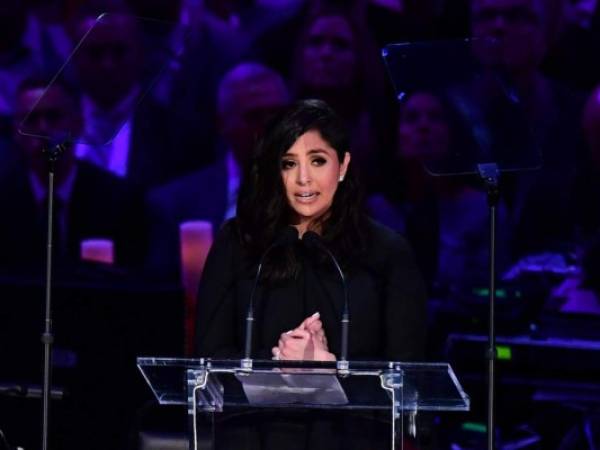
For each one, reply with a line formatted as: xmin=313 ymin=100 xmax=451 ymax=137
xmin=236 ymin=99 xmax=368 ymax=280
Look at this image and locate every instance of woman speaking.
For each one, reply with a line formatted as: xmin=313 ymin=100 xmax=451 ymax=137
xmin=194 ymin=99 xmax=427 ymax=449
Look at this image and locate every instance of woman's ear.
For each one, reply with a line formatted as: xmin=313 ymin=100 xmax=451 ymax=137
xmin=339 ymin=152 xmax=351 ymax=181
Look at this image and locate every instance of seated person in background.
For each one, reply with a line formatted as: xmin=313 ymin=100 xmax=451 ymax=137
xmin=194 ymin=98 xmax=427 ymax=449
xmin=68 ymin=8 xmax=206 ymax=189
xmin=145 ymin=62 xmax=289 ymax=279
xmin=368 ymin=91 xmax=510 ymax=293
xmin=0 ymin=0 xmax=64 ymax=122
xmin=0 ymin=76 xmax=146 ymax=275
xmin=124 ymin=0 xmax=240 ymax=164
xmin=470 ymin=0 xmax=587 ymax=258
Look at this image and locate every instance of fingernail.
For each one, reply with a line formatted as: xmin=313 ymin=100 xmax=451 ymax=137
xmin=311 ymin=312 xmax=320 ymax=318
xmin=286 ymin=330 xmax=293 ymax=334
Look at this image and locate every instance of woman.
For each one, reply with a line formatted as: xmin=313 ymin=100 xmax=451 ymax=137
xmin=194 ymin=99 xmax=426 ymax=449
xmin=196 ymin=98 xmax=425 ymax=363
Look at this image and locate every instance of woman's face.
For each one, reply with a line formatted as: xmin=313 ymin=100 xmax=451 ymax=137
xmin=281 ymin=130 xmax=350 ymax=232
xmin=398 ymin=92 xmax=450 ymax=161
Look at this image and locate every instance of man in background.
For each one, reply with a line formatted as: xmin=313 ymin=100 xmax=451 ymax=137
xmin=145 ymin=62 xmax=289 ymax=279
xmin=0 ymin=76 xmax=146 ymax=275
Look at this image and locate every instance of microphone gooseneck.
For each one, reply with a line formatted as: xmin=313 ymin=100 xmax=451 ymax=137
xmin=302 ymin=232 xmax=350 ymax=364
xmin=243 ymin=227 xmax=299 ymax=363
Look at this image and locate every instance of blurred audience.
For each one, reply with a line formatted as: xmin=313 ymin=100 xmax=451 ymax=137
xmin=542 ymin=0 xmax=600 ymax=90
xmin=0 ymin=77 xmax=146 ymax=275
xmin=0 ymin=0 xmax=594 ymax=303
xmin=124 ymin=0 xmax=240 ymax=167
xmin=69 ymin=8 xmax=207 ymax=189
xmin=366 ymin=0 xmax=441 ymax=44
xmin=470 ymin=0 xmax=587 ymax=258
xmin=253 ymin=0 xmax=440 ymax=74
xmin=145 ymin=62 xmax=289 ymax=279
xmin=368 ymin=91 xmax=510 ymax=292
xmin=201 ymin=0 xmax=300 ymax=46
xmin=563 ymin=0 xmax=598 ymax=29
xmin=0 ymin=0 xmax=64 ymax=138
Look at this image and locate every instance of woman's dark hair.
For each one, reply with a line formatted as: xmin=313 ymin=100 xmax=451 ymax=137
xmin=236 ymin=98 xmax=368 ymax=280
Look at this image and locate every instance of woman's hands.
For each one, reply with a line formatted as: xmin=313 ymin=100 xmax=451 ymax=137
xmin=271 ymin=312 xmax=336 ymax=361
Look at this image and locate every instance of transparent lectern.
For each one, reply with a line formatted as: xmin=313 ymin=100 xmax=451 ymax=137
xmin=137 ymin=358 xmax=469 ymax=450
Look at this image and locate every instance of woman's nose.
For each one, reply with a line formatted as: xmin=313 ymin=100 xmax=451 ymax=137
xmin=296 ymin=162 xmax=311 ymax=185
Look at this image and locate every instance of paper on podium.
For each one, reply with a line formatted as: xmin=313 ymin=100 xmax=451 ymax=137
xmin=236 ymin=371 xmax=348 ymax=406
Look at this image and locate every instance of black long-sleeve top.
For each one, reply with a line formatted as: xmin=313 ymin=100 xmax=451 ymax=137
xmin=195 ymin=218 xmax=427 ymax=362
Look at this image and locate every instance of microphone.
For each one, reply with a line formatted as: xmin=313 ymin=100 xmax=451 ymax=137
xmin=243 ymin=227 xmax=298 ymax=366
xmin=302 ymin=232 xmax=350 ymax=369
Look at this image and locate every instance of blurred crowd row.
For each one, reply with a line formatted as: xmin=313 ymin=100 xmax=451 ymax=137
xmin=1 ymin=0 xmax=600 ymax=308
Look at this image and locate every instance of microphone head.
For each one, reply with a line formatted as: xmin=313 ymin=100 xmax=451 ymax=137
xmin=302 ymin=231 xmax=321 ymax=249
xmin=274 ymin=226 xmax=299 ymax=246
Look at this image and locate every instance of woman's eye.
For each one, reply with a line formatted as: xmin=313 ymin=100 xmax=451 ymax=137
xmin=281 ymin=160 xmax=296 ymax=170
xmin=311 ymin=157 xmax=327 ymax=166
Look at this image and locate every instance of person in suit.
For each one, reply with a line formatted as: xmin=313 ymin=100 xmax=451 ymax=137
xmin=0 ymin=76 xmax=146 ymax=275
xmin=68 ymin=9 xmax=209 ymax=190
xmin=470 ymin=0 xmax=587 ymax=258
xmin=144 ymin=62 xmax=289 ymax=279
xmin=194 ymin=99 xmax=427 ymax=449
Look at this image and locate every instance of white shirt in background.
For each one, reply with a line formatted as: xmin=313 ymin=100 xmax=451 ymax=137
xmin=75 ymin=87 xmax=140 ymax=178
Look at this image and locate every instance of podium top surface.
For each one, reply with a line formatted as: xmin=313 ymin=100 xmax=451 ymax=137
xmin=137 ymin=357 xmax=470 ymax=412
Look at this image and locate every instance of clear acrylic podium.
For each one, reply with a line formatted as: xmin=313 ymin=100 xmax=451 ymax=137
xmin=137 ymin=358 xmax=469 ymax=450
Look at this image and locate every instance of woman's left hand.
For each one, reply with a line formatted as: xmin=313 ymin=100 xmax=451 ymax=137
xmin=271 ymin=313 xmax=336 ymax=361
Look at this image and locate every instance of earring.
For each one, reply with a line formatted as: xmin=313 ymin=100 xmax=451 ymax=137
xmin=339 ymin=175 xmax=345 ymax=182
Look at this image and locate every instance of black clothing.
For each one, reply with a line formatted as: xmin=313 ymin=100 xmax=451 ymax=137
xmin=195 ymin=218 xmax=427 ymax=362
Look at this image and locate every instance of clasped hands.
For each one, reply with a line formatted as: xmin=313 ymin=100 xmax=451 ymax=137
xmin=271 ymin=312 xmax=336 ymax=361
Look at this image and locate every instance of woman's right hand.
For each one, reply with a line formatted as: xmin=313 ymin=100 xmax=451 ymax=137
xmin=271 ymin=312 xmax=335 ymax=361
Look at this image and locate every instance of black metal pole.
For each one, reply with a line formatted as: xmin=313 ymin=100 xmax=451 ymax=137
xmin=477 ymin=163 xmax=499 ymax=450
xmin=41 ymin=165 xmax=56 ymax=450
xmin=41 ymin=141 xmax=67 ymax=450
xmin=487 ymin=201 xmax=497 ymax=450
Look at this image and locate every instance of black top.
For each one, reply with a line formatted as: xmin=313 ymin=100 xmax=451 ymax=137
xmin=195 ymin=218 xmax=427 ymax=362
